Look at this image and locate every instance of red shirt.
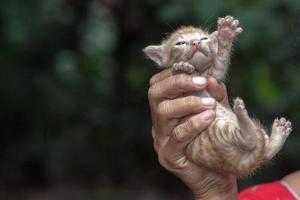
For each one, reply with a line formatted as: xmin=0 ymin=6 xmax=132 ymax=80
xmin=239 ymin=181 xmax=299 ymax=200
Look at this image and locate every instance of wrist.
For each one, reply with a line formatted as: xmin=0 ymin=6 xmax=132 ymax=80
xmin=194 ymin=189 xmax=237 ymax=200
xmin=192 ymin=175 xmax=238 ymax=200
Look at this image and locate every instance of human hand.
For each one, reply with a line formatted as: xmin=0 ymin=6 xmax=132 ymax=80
xmin=148 ymin=69 xmax=237 ymax=200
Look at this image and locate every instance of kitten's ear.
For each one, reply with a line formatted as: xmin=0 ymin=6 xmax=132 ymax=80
xmin=143 ymin=45 xmax=163 ymax=66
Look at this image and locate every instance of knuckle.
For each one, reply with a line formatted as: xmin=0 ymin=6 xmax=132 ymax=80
xmin=185 ymin=96 xmax=201 ymax=106
xmin=149 ymin=74 xmax=158 ymax=86
xmin=172 ymin=127 xmax=186 ymax=143
xmin=185 ymin=118 xmax=200 ymax=133
xmin=148 ymin=85 xmax=159 ymax=100
xmin=157 ymin=153 xmax=169 ymax=168
xmin=153 ymin=139 xmax=159 ymax=152
xmin=158 ymin=152 xmax=187 ymax=170
xmin=172 ymin=157 xmax=189 ymax=170
xmin=175 ymin=73 xmax=189 ymax=84
xmin=157 ymin=101 xmax=171 ymax=119
xmin=172 ymin=73 xmax=190 ymax=89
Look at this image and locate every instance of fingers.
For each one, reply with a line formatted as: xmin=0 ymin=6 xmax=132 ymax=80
xmin=207 ymin=76 xmax=229 ymax=107
xmin=163 ymin=110 xmax=216 ymax=163
xmin=153 ymin=95 xmax=215 ymax=140
xmin=157 ymin=96 xmax=216 ymax=120
xmin=148 ymin=74 xmax=207 ymax=104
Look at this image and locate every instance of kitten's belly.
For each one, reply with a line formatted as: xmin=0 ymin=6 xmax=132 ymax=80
xmin=192 ymin=91 xmax=239 ymax=128
xmin=214 ymin=103 xmax=239 ymax=129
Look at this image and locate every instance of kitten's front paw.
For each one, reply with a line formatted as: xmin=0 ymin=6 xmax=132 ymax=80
xmin=172 ymin=62 xmax=195 ymax=74
xmin=218 ymin=16 xmax=243 ymax=43
xmin=273 ymin=117 xmax=292 ymax=137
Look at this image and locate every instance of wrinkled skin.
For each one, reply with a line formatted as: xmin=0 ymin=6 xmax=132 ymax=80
xmin=148 ymin=68 xmax=238 ymax=200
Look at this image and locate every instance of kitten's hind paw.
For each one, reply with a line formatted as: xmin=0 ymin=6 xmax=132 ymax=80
xmin=172 ymin=62 xmax=195 ymax=74
xmin=233 ymin=97 xmax=247 ymax=115
xmin=265 ymin=117 xmax=292 ymax=160
xmin=273 ymin=117 xmax=292 ymax=137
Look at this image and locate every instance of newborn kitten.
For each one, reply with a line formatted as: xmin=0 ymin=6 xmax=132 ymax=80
xmin=144 ymin=16 xmax=292 ymax=177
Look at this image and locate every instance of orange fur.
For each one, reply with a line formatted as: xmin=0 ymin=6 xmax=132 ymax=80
xmin=144 ymin=16 xmax=292 ymax=177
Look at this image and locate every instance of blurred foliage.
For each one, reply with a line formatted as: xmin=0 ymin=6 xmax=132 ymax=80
xmin=0 ymin=0 xmax=300 ymax=199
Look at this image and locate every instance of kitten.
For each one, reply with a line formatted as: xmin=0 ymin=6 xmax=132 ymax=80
xmin=144 ymin=16 xmax=292 ymax=177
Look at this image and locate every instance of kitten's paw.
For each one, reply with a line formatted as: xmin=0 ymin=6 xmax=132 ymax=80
xmin=233 ymin=97 xmax=247 ymax=114
xmin=265 ymin=117 xmax=292 ymax=160
xmin=172 ymin=62 xmax=195 ymax=74
xmin=273 ymin=117 xmax=292 ymax=137
xmin=217 ymin=16 xmax=243 ymax=43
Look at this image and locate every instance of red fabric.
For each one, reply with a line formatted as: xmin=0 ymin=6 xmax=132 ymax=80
xmin=238 ymin=181 xmax=298 ymax=200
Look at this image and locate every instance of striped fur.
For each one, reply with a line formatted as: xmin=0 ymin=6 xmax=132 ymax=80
xmin=144 ymin=16 xmax=292 ymax=177
xmin=186 ymin=102 xmax=267 ymax=177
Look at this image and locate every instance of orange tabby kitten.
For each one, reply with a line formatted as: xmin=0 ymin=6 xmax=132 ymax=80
xmin=144 ymin=16 xmax=292 ymax=177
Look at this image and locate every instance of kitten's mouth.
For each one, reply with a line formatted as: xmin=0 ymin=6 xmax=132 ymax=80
xmin=197 ymin=49 xmax=209 ymax=56
xmin=189 ymin=49 xmax=208 ymax=59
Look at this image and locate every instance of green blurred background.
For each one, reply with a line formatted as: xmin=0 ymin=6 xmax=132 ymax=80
xmin=0 ymin=0 xmax=300 ymax=199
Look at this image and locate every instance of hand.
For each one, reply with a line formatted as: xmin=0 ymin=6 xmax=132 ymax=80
xmin=148 ymin=69 xmax=237 ymax=200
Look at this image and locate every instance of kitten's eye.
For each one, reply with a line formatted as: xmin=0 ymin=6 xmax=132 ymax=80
xmin=175 ymin=41 xmax=188 ymax=46
xmin=201 ymin=37 xmax=208 ymax=40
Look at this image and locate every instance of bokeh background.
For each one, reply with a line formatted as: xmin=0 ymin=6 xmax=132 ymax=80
xmin=0 ymin=0 xmax=300 ymax=199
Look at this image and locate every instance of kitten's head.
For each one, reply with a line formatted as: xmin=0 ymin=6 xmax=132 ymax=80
xmin=143 ymin=26 xmax=216 ymax=72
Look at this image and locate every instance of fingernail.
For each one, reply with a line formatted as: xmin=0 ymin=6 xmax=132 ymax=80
xmin=201 ymin=110 xmax=215 ymax=121
xmin=201 ymin=98 xmax=216 ymax=106
xmin=192 ymin=76 xmax=207 ymax=86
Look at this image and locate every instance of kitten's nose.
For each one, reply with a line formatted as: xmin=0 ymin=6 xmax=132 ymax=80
xmin=191 ymin=39 xmax=201 ymax=47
